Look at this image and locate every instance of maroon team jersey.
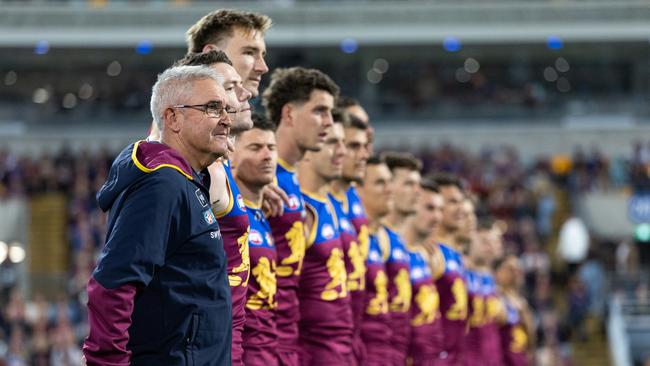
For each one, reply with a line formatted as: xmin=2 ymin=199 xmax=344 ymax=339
xmin=343 ymin=186 xmax=370 ymax=364
xmin=407 ymin=247 xmax=442 ymax=366
xmin=383 ymin=225 xmax=412 ymax=365
xmin=463 ymin=270 xmax=485 ymax=365
xmin=298 ymin=192 xmax=354 ymax=365
xmin=433 ymin=243 xmax=468 ymax=365
xmin=242 ymin=203 xmax=278 ymax=366
xmin=267 ymin=159 xmax=306 ymax=364
xmin=215 ymin=161 xmax=250 ymax=366
xmin=481 ymin=274 xmax=504 ymax=365
xmin=500 ymin=297 xmax=529 ymax=366
xmin=361 ymin=230 xmax=392 ymax=366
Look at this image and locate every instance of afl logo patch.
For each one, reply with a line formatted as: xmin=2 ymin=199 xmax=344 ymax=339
xmin=287 ymin=194 xmax=301 ymax=210
xmin=249 ymin=230 xmax=263 ymax=245
xmin=322 ymin=224 xmax=335 ymax=240
xmin=352 ymin=203 xmax=363 ymax=216
xmin=236 ymin=194 xmax=246 ymax=211
xmin=341 ymin=218 xmax=353 ymax=232
xmin=203 ymin=209 xmax=216 ymax=225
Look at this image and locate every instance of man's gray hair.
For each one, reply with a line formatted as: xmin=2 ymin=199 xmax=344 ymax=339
xmin=150 ymin=65 xmax=224 ymax=129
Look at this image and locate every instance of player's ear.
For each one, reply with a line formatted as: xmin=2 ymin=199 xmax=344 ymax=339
xmin=281 ymin=103 xmax=294 ymax=127
xmin=164 ymin=107 xmax=182 ymax=133
xmin=202 ymin=44 xmax=220 ymax=53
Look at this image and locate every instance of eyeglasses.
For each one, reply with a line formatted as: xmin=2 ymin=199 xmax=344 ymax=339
xmin=172 ymin=101 xmax=238 ymax=119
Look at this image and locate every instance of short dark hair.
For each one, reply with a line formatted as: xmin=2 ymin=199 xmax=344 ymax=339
xmin=428 ymin=172 xmax=463 ymax=190
xmin=366 ymin=155 xmax=385 ymax=167
xmin=331 ymin=108 xmax=348 ymax=125
xmin=336 ymin=96 xmax=360 ymax=109
xmin=262 ymin=67 xmax=340 ymax=126
xmin=186 ymin=9 xmax=272 ymax=53
xmin=382 ymin=151 xmax=422 ymax=172
xmin=251 ymin=113 xmax=276 ymax=132
xmin=477 ymin=217 xmax=495 ymax=231
xmin=420 ymin=178 xmax=439 ymax=193
xmin=173 ymin=50 xmax=232 ymax=67
xmin=343 ymin=113 xmax=367 ymax=130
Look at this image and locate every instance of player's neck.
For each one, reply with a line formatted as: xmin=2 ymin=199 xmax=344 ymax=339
xmin=383 ymin=210 xmax=408 ymax=230
xmin=276 ymin=126 xmax=304 ymax=167
xmin=437 ymin=228 xmax=461 ymax=251
xmin=401 ymin=218 xmax=428 ymax=249
xmin=329 ymin=179 xmax=349 ymax=197
xmin=234 ymin=176 xmax=263 ymax=207
xmin=298 ymin=165 xmax=329 ymax=198
xmin=162 ymin=135 xmax=216 ymax=172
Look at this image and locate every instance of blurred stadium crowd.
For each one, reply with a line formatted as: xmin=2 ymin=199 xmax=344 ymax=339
xmin=0 ymin=138 xmax=647 ymax=365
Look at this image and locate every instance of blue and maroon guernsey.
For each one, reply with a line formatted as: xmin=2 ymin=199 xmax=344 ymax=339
xmin=383 ymin=225 xmax=412 ymax=365
xmin=298 ymin=192 xmax=354 ymax=365
xmin=407 ymin=247 xmax=442 ymax=366
xmin=463 ymin=269 xmax=485 ymax=365
xmin=242 ymin=202 xmax=278 ymax=366
xmin=267 ymin=159 xmax=306 ymax=364
xmin=500 ymin=298 xmax=529 ymax=366
xmin=434 ymin=243 xmax=468 ymax=365
xmin=346 ymin=185 xmax=370 ymax=261
xmin=360 ymin=230 xmax=392 ymax=366
xmin=215 ymin=161 xmax=250 ymax=366
xmin=328 ymin=191 xmax=366 ymax=364
xmin=344 ymin=185 xmax=370 ymax=364
xmin=481 ymin=273 xmax=504 ymax=366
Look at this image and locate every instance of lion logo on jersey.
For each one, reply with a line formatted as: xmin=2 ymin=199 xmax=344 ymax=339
xmin=228 ymin=228 xmax=250 ymax=287
xmin=277 ymin=221 xmax=306 ymax=277
xmin=347 ymin=240 xmax=366 ymax=291
xmin=510 ymin=324 xmax=528 ymax=353
xmin=358 ymin=225 xmax=370 ymax=260
xmin=411 ymin=284 xmax=439 ymax=326
xmin=390 ymin=268 xmax=412 ymax=313
xmin=367 ymin=270 xmax=389 ymax=315
xmin=445 ymin=278 xmax=468 ymax=321
xmin=246 ymin=257 xmax=277 ymax=310
xmin=321 ymin=248 xmax=348 ymax=301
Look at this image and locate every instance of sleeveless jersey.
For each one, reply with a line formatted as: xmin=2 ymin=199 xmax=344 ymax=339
xmin=407 ymin=247 xmax=442 ymax=366
xmin=480 ymin=273 xmax=504 ymax=366
xmin=360 ymin=231 xmax=392 ymax=365
xmin=500 ymin=298 xmax=529 ymax=366
xmin=435 ymin=243 xmax=468 ymax=364
xmin=463 ymin=270 xmax=485 ymax=365
xmin=215 ymin=161 xmax=250 ymax=366
xmin=346 ymin=185 xmax=370 ymax=262
xmin=242 ymin=203 xmax=278 ymax=366
xmin=298 ymin=192 xmax=354 ymax=364
xmin=267 ymin=159 xmax=306 ymax=356
xmin=383 ymin=225 xmax=412 ymax=365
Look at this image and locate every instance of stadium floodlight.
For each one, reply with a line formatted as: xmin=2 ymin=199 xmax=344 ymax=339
xmin=8 ymin=243 xmax=25 ymax=264
xmin=0 ymin=241 xmax=7 ymax=264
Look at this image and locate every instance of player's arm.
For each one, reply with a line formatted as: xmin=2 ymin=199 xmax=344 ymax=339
xmin=520 ymin=297 xmax=536 ymax=354
xmin=304 ymin=203 xmax=317 ymax=247
xmin=83 ymin=172 xmax=182 ymax=366
xmin=208 ymin=161 xmax=229 ymax=216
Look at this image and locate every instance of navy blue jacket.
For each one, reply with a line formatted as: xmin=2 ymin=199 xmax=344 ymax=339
xmin=83 ymin=140 xmax=232 ymax=366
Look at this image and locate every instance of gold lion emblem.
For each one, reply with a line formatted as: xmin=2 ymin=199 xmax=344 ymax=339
xmin=321 ymin=248 xmax=348 ymax=301
xmin=367 ymin=270 xmax=389 ymax=315
xmin=246 ymin=257 xmax=277 ymax=310
xmin=390 ymin=268 xmax=412 ymax=313
xmin=411 ymin=284 xmax=439 ymax=326
xmin=277 ymin=221 xmax=306 ymax=277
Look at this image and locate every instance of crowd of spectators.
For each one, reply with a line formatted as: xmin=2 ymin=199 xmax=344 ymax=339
xmin=0 ymin=139 xmax=645 ymax=365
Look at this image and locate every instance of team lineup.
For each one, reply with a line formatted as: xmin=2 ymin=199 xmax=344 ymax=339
xmin=81 ymin=8 xmax=534 ymax=366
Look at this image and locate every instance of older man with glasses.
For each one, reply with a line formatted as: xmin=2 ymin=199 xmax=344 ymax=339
xmin=83 ymin=65 xmax=235 ymax=366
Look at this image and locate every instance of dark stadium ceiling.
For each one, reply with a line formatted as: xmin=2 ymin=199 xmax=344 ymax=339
xmin=1 ymin=1 xmax=650 ymax=46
